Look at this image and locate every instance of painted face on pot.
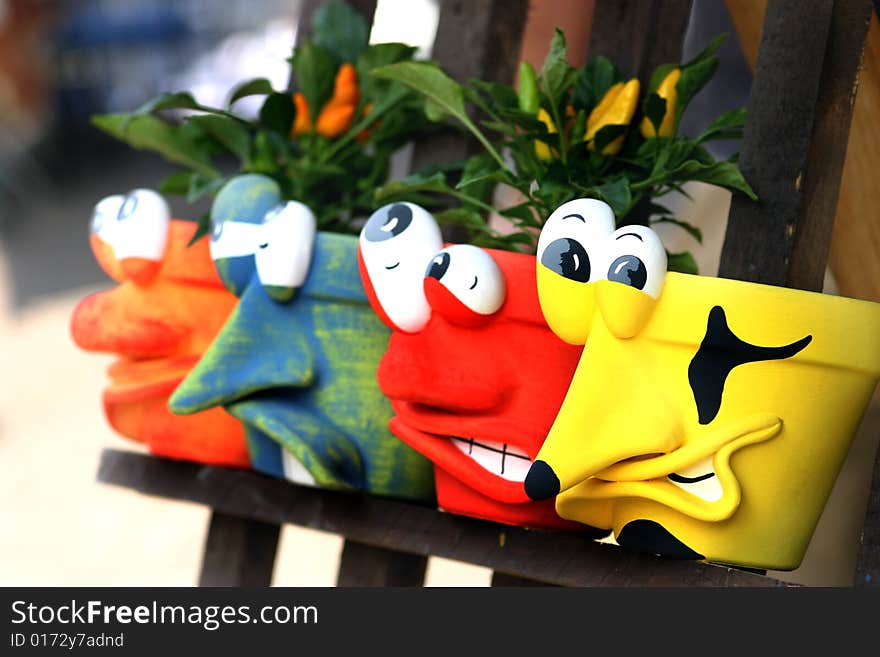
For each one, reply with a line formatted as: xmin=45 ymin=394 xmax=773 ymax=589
xmin=71 ymin=190 xmax=249 ymax=467
xmin=169 ymin=175 xmax=434 ymax=503
xmin=358 ymin=202 xmax=601 ymax=532
xmin=526 ymin=200 xmax=880 ymax=570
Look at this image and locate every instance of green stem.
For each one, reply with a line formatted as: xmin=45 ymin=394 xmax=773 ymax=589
xmin=459 ymin=115 xmax=508 ymax=171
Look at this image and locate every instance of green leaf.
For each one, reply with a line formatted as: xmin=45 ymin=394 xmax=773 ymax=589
xmin=538 ymin=29 xmax=578 ymax=109
xmin=374 ymin=171 xmax=453 ymax=204
xmin=668 ymin=160 xmax=757 ymax=199
xmin=290 ymin=40 xmax=336 ymax=114
xmin=356 ymin=43 xmax=418 ymax=97
xmin=434 ymin=207 xmax=486 ymax=229
xmin=592 ymin=123 xmax=627 ymax=153
xmin=134 ymin=91 xmax=202 ymax=114
xmin=424 ymin=98 xmax=447 ymax=122
xmin=158 ymin=170 xmax=194 ymax=195
xmin=499 ymin=202 xmax=539 ymax=223
xmin=371 ymin=61 xmax=507 ymax=168
xmin=593 ymin=177 xmax=631 ymax=217
xmin=675 ymin=57 xmax=719 ymax=116
xmin=259 ymin=93 xmax=296 ymax=135
xmin=456 ymin=153 xmax=509 ymax=192
xmin=667 ymin=251 xmax=699 ymax=275
xmin=697 ymin=107 xmax=746 ymax=143
xmin=372 ymin=61 xmax=466 ymax=121
xmin=651 ymin=217 xmax=703 ymax=244
xmin=228 ymin=78 xmax=276 ymax=106
xmin=573 ymin=56 xmax=618 ymax=110
xmin=91 ymin=113 xmax=219 ymax=178
xmin=642 ymin=92 xmax=667 ymax=134
xmin=188 ymin=212 xmax=212 ymax=247
xmin=311 ymin=0 xmax=370 ymax=65
xmin=187 ymin=173 xmax=227 ymax=203
xmin=188 ymin=114 xmax=251 ymax=163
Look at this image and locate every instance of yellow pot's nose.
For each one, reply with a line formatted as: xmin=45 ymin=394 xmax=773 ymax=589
xmin=595 ymin=279 xmax=658 ymax=338
xmin=525 ymin=317 xmax=683 ymax=499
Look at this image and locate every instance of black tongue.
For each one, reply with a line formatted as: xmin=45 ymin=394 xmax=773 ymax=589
xmin=616 ymin=520 xmax=704 ymax=560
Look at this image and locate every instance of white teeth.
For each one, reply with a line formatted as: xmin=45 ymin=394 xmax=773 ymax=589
xmin=282 ymin=449 xmax=317 ymax=488
xmin=667 ymin=455 xmax=722 ymax=502
xmin=451 ymin=437 xmax=532 ymax=482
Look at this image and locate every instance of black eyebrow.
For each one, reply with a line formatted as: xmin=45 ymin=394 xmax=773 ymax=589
xmin=562 ymin=213 xmax=585 ymax=222
xmin=615 ymin=232 xmax=643 ymax=241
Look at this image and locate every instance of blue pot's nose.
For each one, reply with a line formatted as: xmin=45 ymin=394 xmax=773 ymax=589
xmin=169 ymin=283 xmax=314 ymax=415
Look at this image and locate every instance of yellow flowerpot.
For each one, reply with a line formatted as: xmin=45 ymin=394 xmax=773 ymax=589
xmin=527 ymin=199 xmax=880 ymax=571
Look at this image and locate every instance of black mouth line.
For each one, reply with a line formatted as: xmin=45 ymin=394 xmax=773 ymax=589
xmin=449 ymin=436 xmax=531 ymax=461
xmin=259 ymin=243 xmax=269 ymax=249
xmin=667 ymin=472 xmax=716 ymax=484
xmin=385 ymin=261 xmax=400 ymax=270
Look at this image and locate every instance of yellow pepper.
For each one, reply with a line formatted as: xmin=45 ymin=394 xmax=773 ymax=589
xmin=534 ymin=105 xmax=575 ymax=161
xmin=535 ymin=108 xmax=557 ymax=161
xmin=585 ymin=78 xmax=640 ymax=155
xmin=291 ymin=63 xmax=360 ymax=139
xmin=640 ymin=68 xmax=681 ymax=138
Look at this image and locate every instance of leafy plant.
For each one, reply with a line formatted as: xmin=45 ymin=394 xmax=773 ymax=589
xmin=91 ymin=1 xmax=435 ymax=243
xmin=371 ymin=30 xmax=756 ymax=273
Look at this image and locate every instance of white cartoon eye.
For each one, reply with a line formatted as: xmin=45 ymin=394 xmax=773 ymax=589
xmin=90 ymin=194 xmax=125 ymax=241
xmin=536 ymin=198 xmax=616 ymax=282
xmin=358 ymin=202 xmax=443 ymax=332
xmin=107 ymin=189 xmax=170 ymax=262
xmin=255 ymin=201 xmax=317 ymax=302
xmin=601 ymin=224 xmax=667 ymax=299
xmin=424 ymin=245 xmax=505 ymax=325
xmin=209 ymin=219 xmax=263 ymax=261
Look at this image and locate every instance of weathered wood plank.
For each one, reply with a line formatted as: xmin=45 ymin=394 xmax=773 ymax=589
xmin=490 ymin=572 xmax=553 ymax=586
xmin=97 ymin=449 xmax=792 ymax=587
xmin=586 ymin=0 xmax=693 ymax=88
xmin=198 ymin=511 xmax=280 ymax=587
xmin=336 ymin=540 xmax=428 ymax=586
xmin=856 ymin=435 xmax=880 ymax=586
xmin=718 ymin=0 xmax=872 ymax=290
xmin=410 ymin=0 xmax=529 ymax=171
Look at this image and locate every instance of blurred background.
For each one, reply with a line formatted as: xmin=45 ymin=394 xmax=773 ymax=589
xmin=0 ymin=0 xmax=877 ymax=586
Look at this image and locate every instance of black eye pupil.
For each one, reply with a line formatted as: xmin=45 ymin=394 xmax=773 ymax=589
xmin=541 ymin=238 xmax=590 ymax=282
xmin=426 ymin=252 xmax=451 ymax=280
xmin=363 ymin=203 xmax=413 ymax=242
xmin=608 ymin=255 xmax=647 ymax=290
xmin=119 ymin=195 xmax=138 ymax=220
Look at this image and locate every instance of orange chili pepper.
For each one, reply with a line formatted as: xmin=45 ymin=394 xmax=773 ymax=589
xmin=292 ymin=63 xmax=361 ymax=139
xmin=316 ymin=103 xmax=356 ymax=139
xmin=291 ymin=92 xmax=312 ymax=136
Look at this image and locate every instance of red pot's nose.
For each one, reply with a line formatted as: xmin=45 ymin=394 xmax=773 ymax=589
xmin=377 ymin=324 xmax=510 ymax=412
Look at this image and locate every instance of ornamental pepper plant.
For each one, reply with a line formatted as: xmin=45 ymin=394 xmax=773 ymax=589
xmin=370 ymin=31 xmax=756 ymax=273
xmin=91 ymin=1 xmax=435 ymax=241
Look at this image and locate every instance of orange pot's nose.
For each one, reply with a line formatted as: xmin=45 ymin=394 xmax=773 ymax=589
xmin=70 ymin=290 xmax=185 ymax=357
xmin=120 ymin=257 xmax=161 ymax=285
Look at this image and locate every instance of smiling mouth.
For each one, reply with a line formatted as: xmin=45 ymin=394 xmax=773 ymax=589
xmin=451 ymin=437 xmax=532 ymax=482
xmin=384 ymin=261 xmax=400 ymax=270
xmin=666 ymin=455 xmax=721 ymax=502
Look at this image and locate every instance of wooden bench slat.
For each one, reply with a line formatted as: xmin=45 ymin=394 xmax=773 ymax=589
xmin=97 ymin=449 xmax=792 ymax=587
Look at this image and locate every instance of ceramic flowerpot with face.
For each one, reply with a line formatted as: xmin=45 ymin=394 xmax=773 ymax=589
xmin=358 ymin=201 xmax=610 ymax=533
xmin=169 ymin=174 xmax=435 ymax=503
xmin=524 ymin=199 xmax=880 ymax=570
xmin=70 ymin=189 xmax=250 ymax=467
